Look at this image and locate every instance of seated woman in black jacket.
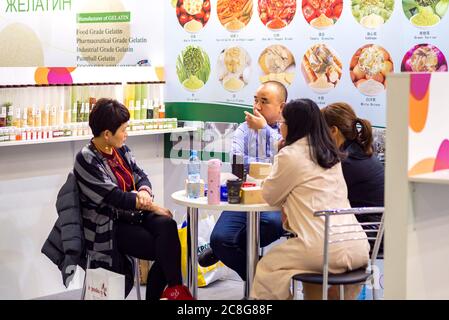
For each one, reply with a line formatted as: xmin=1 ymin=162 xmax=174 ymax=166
xmin=321 ymin=102 xmax=384 ymax=255
xmin=74 ymin=98 xmax=193 ymax=300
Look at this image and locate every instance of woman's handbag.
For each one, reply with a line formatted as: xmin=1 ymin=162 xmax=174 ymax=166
xmin=114 ymin=208 xmax=144 ymax=225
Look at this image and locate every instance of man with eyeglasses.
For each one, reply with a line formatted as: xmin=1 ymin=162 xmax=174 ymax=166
xmin=200 ymin=81 xmax=287 ymax=293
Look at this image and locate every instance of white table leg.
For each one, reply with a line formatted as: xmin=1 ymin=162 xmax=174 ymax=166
xmin=245 ymin=210 xmax=260 ymax=299
xmin=187 ymin=206 xmax=198 ymax=299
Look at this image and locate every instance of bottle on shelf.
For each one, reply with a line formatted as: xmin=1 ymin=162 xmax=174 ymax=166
xmin=128 ymin=100 xmax=135 ymax=121
xmin=159 ymin=102 xmax=165 ymax=119
xmin=35 ymin=107 xmax=42 ymax=128
xmin=83 ymin=103 xmax=89 ymax=122
xmin=134 ymin=100 xmax=141 ymax=120
xmin=42 ymin=105 xmax=49 ymax=127
xmin=0 ymin=106 xmax=6 ymax=127
xmin=147 ymin=99 xmax=154 ymax=119
xmin=153 ymin=99 xmax=159 ymax=119
xmin=187 ymin=150 xmax=201 ymax=198
xmin=141 ymin=99 xmax=147 ymax=120
xmin=6 ymin=105 xmax=13 ymax=127
xmin=13 ymin=108 xmax=21 ymax=128
xmin=49 ymin=105 xmax=57 ymax=126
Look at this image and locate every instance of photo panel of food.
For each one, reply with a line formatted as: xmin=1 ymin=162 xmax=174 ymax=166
xmin=351 ymin=0 xmax=394 ymax=28
xmin=302 ymin=0 xmax=344 ymax=29
xmin=258 ymin=44 xmax=296 ymax=86
xmin=217 ymin=0 xmax=253 ymax=32
xmin=176 ymin=0 xmax=211 ymax=33
xmin=401 ymin=44 xmax=448 ymax=72
xmin=258 ymin=0 xmax=297 ymax=30
xmin=176 ymin=45 xmax=211 ymax=91
xmin=301 ymin=44 xmax=342 ymax=93
xmin=350 ymin=44 xmax=393 ymax=96
xmin=402 ymin=0 xmax=447 ymax=27
xmin=217 ymin=46 xmax=252 ymax=92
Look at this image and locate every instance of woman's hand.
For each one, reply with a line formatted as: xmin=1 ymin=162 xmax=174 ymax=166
xmin=136 ymin=190 xmax=153 ymax=209
xmin=281 ymin=208 xmax=287 ymax=225
xmin=149 ymin=204 xmax=173 ymax=218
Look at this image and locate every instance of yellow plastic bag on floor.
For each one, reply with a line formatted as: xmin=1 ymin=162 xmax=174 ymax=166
xmin=178 ymin=215 xmax=228 ymax=287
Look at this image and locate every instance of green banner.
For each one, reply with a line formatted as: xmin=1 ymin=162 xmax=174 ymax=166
xmin=77 ymin=12 xmax=131 ymax=23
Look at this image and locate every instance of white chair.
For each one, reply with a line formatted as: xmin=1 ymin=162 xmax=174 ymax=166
xmin=291 ymin=207 xmax=385 ymax=300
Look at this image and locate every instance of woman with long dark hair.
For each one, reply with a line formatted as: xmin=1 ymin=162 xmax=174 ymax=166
xmin=251 ymin=99 xmax=370 ymax=299
xmin=322 ymin=102 xmax=384 ymax=254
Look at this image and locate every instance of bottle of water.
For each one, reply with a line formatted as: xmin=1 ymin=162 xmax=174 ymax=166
xmin=187 ymin=150 xmax=201 ymax=198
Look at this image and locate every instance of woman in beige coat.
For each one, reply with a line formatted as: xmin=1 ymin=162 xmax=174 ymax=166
xmin=251 ymin=99 xmax=370 ymax=300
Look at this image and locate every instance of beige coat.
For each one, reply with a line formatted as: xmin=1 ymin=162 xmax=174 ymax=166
xmin=251 ymin=138 xmax=370 ymax=300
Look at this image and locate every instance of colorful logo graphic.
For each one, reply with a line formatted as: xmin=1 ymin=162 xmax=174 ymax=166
xmin=34 ymin=67 xmax=76 ymax=85
xmin=409 ymin=73 xmax=431 ymax=133
xmin=409 ymin=139 xmax=449 ymax=176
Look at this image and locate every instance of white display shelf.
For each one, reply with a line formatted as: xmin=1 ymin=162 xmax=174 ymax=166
xmin=409 ymin=169 xmax=449 ymax=185
xmin=0 ymin=127 xmax=196 ymax=148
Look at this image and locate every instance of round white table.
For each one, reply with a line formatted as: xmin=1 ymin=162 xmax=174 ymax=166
xmin=171 ymin=190 xmax=280 ymax=299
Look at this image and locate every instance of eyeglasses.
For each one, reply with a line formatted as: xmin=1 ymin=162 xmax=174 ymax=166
xmin=277 ymin=120 xmax=286 ymax=127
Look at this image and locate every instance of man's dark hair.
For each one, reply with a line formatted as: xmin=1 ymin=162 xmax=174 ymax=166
xmin=263 ymin=81 xmax=288 ymax=103
xmin=89 ymin=98 xmax=130 ymax=137
xmin=283 ymin=98 xmax=342 ymax=169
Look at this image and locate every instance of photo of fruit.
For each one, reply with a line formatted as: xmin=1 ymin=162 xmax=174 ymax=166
xmin=176 ymin=45 xmax=211 ymax=91
xmin=301 ymin=44 xmax=342 ymax=93
xmin=217 ymin=46 xmax=252 ymax=92
xmin=176 ymin=0 xmax=211 ymax=33
xmin=402 ymin=0 xmax=448 ymax=27
xmin=217 ymin=0 xmax=253 ymax=32
xmin=349 ymin=44 xmax=393 ymax=96
xmin=401 ymin=44 xmax=448 ymax=72
xmin=258 ymin=0 xmax=297 ymax=30
xmin=258 ymin=45 xmax=296 ymax=86
xmin=302 ymin=0 xmax=343 ymax=29
xmin=352 ymin=0 xmax=394 ymax=29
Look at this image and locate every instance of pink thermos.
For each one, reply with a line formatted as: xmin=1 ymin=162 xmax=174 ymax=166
xmin=207 ymin=159 xmax=222 ymax=205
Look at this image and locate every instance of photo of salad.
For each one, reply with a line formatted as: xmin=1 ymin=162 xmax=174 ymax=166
xmin=176 ymin=45 xmax=211 ymax=91
xmin=258 ymin=0 xmax=297 ymax=30
xmin=301 ymin=44 xmax=342 ymax=93
xmin=217 ymin=0 xmax=253 ymax=32
xmin=352 ymin=0 xmax=394 ymax=28
xmin=401 ymin=44 xmax=448 ymax=72
xmin=350 ymin=44 xmax=394 ymax=96
xmin=402 ymin=0 xmax=448 ymax=27
xmin=176 ymin=0 xmax=211 ymax=33
xmin=258 ymin=45 xmax=296 ymax=86
xmin=302 ymin=0 xmax=344 ymax=29
xmin=217 ymin=46 xmax=251 ymax=92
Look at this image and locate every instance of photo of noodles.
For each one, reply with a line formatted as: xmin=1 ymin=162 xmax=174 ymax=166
xmin=301 ymin=44 xmax=342 ymax=93
xmin=217 ymin=0 xmax=253 ymax=31
xmin=258 ymin=45 xmax=296 ymax=86
xmin=217 ymin=46 xmax=251 ymax=92
xmin=350 ymin=44 xmax=394 ymax=96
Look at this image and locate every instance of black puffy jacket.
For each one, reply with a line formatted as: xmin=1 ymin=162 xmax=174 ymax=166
xmin=41 ymin=172 xmax=86 ymax=287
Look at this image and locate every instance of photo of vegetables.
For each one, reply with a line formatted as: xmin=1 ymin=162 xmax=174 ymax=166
xmin=302 ymin=0 xmax=344 ymax=29
xmin=301 ymin=44 xmax=342 ymax=93
xmin=350 ymin=44 xmax=393 ymax=96
xmin=217 ymin=46 xmax=252 ymax=92
xmin=401 ymin=44 xmax=447 ymax=72
xmin=258 ymin=45 xmax=296 ymax=86
xmin=217 ymin=0 xmax=253 ymax=32
xmin=402 ymin=0 xmax=448 ymax=27
xmin=176 ymin=45 xmax=211 ymax=91
xmin=176 ymin=0 xmax=211 ymax=33
xmin=351 ymin=0 xmax=394 ymax=29
xmin=258 ymin=0 xmax=297 ymax=30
